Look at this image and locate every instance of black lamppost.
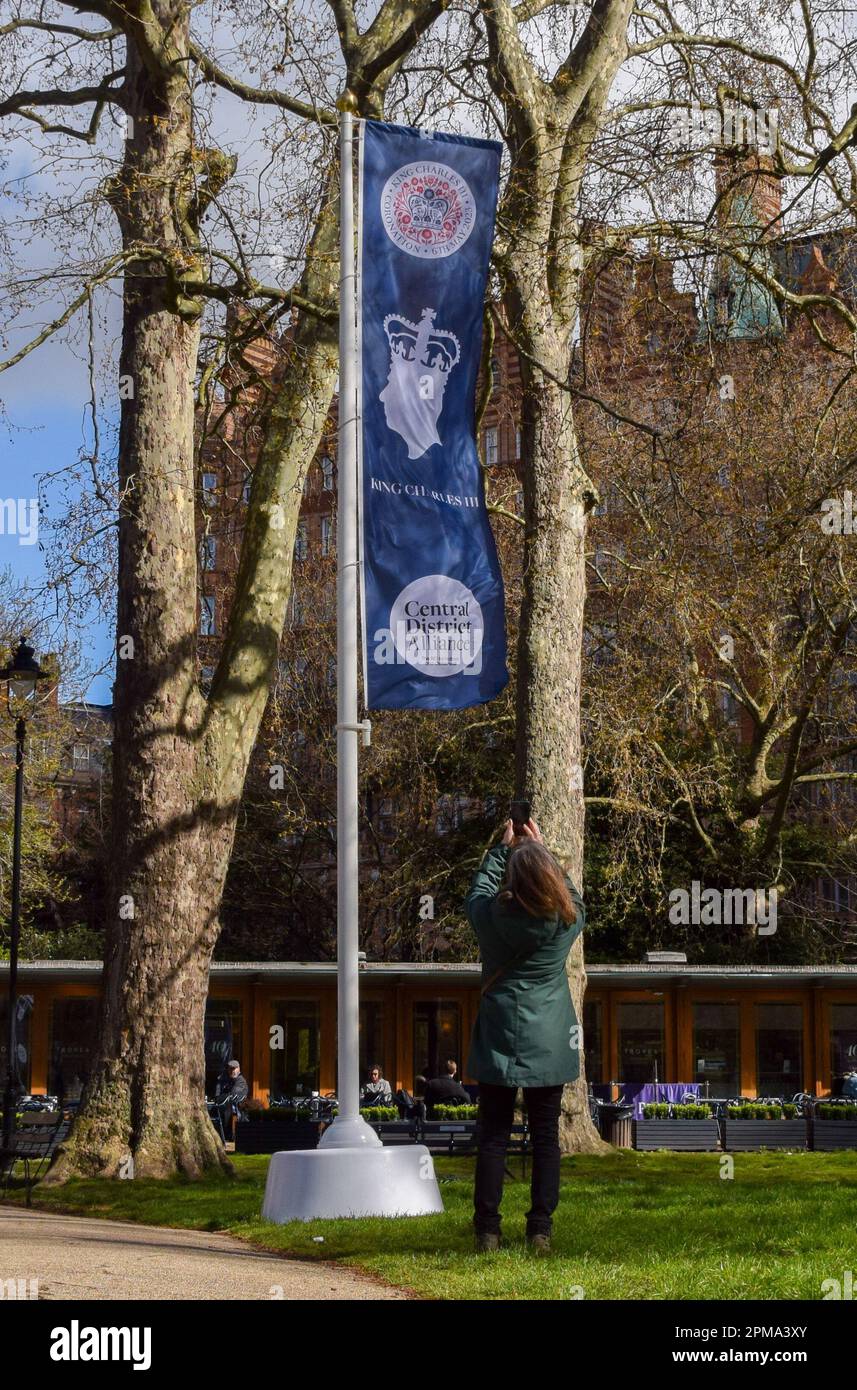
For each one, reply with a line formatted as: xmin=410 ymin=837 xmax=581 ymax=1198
xmin=1 ymin=639 xmax=47 ymax=1148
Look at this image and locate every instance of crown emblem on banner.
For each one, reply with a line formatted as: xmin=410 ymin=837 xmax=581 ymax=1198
xmin=383 ymin=308 xmax=461 ymax=373
xmin=406 ymin=186 xmax=451 ymax=233
xmin=380 ymin=307 xmax=461 ymax=459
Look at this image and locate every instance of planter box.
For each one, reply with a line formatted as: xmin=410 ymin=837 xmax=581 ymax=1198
xmin=811 ymin=1120 xmax=857 ymax=1151
xmin=235 ymin=1120 xmax=320 ymax=1155
xmin=723 ymin=1120 xmax=807 ymax=1151
xmin=634 ymin=1119 xmax=720 ymax=1151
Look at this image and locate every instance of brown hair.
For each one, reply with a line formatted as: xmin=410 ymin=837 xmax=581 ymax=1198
xmin=500 ymin=842 xmax=576 ymax=924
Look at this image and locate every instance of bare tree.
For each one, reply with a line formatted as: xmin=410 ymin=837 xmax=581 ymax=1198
xmin=1 ymin=0 xmax=450 ymax=1177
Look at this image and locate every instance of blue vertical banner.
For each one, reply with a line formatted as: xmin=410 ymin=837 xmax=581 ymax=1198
xmin=357 ymin=120 xmax=508 ymax=710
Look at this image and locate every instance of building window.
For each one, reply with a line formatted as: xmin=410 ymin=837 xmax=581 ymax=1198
xmin=515 ymin=427 xmax=522 ymax=460
xmin=693 ymin=1002 xmax=740 ymax=1098
xmin=484 ymin=427 xmax=498 ymax=467
xmin=818 ymin=877 xmax=850 ymax=913
xmin=515 ymin=489 xmax=524 ymax=517
xmin=490 ymin=356 xmax=501 ymax=393
xmin=269 ymin=999 xmax=321 ymax=1098
xmin=376 ymin=796 xmax=395 ymax=836
xmin=204 ymin=998 xmax=244 ymax=1099
xmin=326 ymin=655 xmax=336 ymax=688
xmin=435 ymin=794 xmax=464 ymax=835
xmin=49 ymin=997 xmax=98 ymax=1104
xmin=617 ymin=1001 xmax=665 ymax=1084
xmin=200 ymin=664 xmax=215 ymax=693
xmin=242 ymin=474 xmax=252 ymax=504
xmin=586 ymin=621 xmax=618 ymax=667
xmin=295 ymin=521 xmax=308 ymax=561
xmin=289 ymin=589 xmax=303 ymax=626
xmin=719 ymin=686 xmax=739 ymax=722
xmin=755 ymin=1003 xmax=803 ymax=1096
xmin=321 ymin=516 xmax=332 ymax=557
xmin=200 ymin=534 xmax=217 ymax=570
xmin=830 ymin=1004 xmax=857 ymax=1079
xmin=202 ymin=472 xmax=218 ymax=507
xmin=200 ymin=594 xmax=216 ymax=636
xmin=583 ymin=1000 xmax=603 ymax=1084
xmin=413 ymin=1001 xmax=461 ymax=1088
xmin=72 ymin=742 xmax=91 ymax=772
xmin=321 ymin=456 xmax=334 ymax=491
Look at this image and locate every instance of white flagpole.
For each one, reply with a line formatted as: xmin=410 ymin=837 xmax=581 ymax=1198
xmin=321 ymin=94 xmax=378 ymax=1150
xmin=261 ymin=108 xmax=442 ymax=1217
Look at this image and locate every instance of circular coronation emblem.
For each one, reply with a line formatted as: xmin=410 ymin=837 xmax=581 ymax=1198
xmin=380 ymin=161 xmax=476 ymax=259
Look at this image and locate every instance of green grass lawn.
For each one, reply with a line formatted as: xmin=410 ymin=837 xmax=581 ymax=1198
xmin=4 ymin=1150 xmax=856 ymax=1300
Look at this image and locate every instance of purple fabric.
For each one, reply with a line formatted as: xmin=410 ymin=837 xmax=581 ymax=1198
xmin=619 ymin=1082 xmax=702 ymax=1118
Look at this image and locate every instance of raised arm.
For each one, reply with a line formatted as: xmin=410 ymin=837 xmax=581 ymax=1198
xmin=465 ymin=844 xmax=511 ymax=928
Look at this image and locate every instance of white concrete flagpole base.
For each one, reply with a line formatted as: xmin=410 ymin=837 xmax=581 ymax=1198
xmin=261 ymin=1144 xmax=444 ymax=1223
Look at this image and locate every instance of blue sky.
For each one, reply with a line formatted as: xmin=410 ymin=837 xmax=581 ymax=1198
xmin=1 ymin=391 xmax=114 ymax=706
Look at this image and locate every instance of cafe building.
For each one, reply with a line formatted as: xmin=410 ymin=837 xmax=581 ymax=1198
xmin=3 ymin=957 xmax=857 ymax=1103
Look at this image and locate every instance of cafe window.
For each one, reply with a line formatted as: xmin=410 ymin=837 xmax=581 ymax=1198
xmin=583 ymin=1000 xmax=603 ymax=1084
xmin=413 ymin=1000 xmax=461 ymax=1087
xmin=48 ymin=997 xmax=98 ymax=1102
xmin=830 ymin=1003 xmax=857 ymax=1079
xmin=359 ymin=1001 xmax=385 ymax=1086
xmin=0 ymin=995 xmax=32 ymax=1093
xmin=204 ymin=998 xmax=244 ymax=1098
xmin=693 ymin=1002 xmax=740 ymax=1098
xmin=755 ymin=1003 xmax=803 ymax=1097
xmin=617 ymin=1001 xmax=665 ymax=1084
xmin=270 ymin=999 xmax=320 ymax=1098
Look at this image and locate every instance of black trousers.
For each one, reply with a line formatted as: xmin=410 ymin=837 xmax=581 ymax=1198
xmin=473 ymin=1082 xmax=564 ymax=1236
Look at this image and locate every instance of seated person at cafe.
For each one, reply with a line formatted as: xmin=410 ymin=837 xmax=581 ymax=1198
xmin=423 ymin=1059 xmax=471 ymax=1116
xmin=361 ymin=1063 xmax=393 ymax=1105
xmin=215 ymin=1059 xmax=249 ymax=1140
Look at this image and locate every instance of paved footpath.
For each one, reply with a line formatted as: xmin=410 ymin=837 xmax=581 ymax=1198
xmin=0 ymin=1206 xmax=413 ymax=1300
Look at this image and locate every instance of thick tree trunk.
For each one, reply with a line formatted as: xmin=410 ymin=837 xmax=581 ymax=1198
xmin=515 ymin=349 xmax=608 ymax=1155
xmin=50 ymin=40 xmax=340 ymax=1178
xmin=48 ymin=12 xmax=231 ymax=1179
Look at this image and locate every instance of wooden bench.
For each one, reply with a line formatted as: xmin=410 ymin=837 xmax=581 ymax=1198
xmin=0 ymin=1113 xmax=70 ymax=1205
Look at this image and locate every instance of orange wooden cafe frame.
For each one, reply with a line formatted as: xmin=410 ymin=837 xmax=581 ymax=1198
xmin=4 ymin=960 xmax=857 ymax=1104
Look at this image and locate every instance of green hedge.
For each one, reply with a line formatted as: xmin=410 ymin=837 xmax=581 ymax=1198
xmin=433 ymin=1105 xmax=478 ymax=1120
xmin=640 ymin=1103 xmax=712 ymax=1119
xmin=727 ymin=1103 xmax=799 ymax=1119
xmin=816 ymin=1104 xmax=857 ymax=1120
xmin=360 ymin=1106 xmax=400 ymax=1122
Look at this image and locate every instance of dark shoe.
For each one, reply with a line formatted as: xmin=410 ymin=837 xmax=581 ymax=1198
xmin=475 ymin=1231 xmax=501 ymax=1253
xmin=526 ymin=1232 xmax=551 ymax=1254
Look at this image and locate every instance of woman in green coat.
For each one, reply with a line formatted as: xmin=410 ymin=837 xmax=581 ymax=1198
xmin=466 ymin=817 xmax=584 ymax=1253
